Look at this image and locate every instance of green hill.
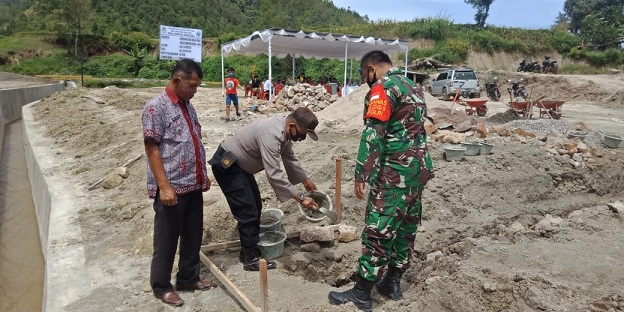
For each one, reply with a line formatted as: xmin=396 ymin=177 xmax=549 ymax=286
xmin=0 ymin=0 xmax=367 ymax=37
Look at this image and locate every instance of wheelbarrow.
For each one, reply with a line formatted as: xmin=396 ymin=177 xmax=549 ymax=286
xmin=508 ymin=100 xmax=531 ymax=117
xmin=450 ymin=84 xmax=488 ymax=116
xmin=533 ymin=100 xmax=565 ymax=119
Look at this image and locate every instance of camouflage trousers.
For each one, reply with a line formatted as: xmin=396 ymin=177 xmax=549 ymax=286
xmin=357 ymin=185 xmax=425 ymax=282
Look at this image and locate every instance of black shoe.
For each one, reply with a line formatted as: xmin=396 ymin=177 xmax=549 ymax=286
xmin=243 ymin=256 xmax=277 ymax=271
xmin=328 ymin=276 xmax=374 ymax=312
xmin=376 ymin=267 xmax=405 ymax=300
xmin=236 ymin=112 xmax=241 ymax=117
xmin=239 ymin=250 xmax=245 ymax=263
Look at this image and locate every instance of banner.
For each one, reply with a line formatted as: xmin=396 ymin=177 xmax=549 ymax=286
xmin=159 ymin=25 xmax=202 ymax=62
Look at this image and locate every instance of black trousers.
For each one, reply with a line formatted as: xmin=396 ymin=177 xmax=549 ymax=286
xmin=211 ymin=159 xmax=262 ymax=259
xmin=150 ymin=189 xmax=203 ymax=296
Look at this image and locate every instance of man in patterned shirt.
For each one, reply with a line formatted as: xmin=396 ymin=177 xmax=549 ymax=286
xmin=142 ymin=59 xmax=216 ymax=307
xmin=329 ymin=50 xmax=434 ymax=311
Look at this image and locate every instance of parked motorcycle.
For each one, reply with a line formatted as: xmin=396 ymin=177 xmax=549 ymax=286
xmin=542 ymin=54 xmax=558 ymax=74
xmin=507 ymin=79 xmax=529 ymax=100
xmin=517 ymin=59 xmax=541 ymax=73
xmin=484 ymin=78 xmax=501 ymax=101
xmin=542 ymin=60 xmax=558 ymax=74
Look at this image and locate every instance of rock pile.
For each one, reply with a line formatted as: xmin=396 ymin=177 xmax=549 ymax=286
xmin=271 ymin=83 xmax=340 ymax=112
xmin=543 ymin=136 xmax=600 ymax=170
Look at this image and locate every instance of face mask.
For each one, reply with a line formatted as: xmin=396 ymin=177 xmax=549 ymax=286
xmin=366 ymin=69 xmax=377 ymax=88
xmin=290 ymin=124 xmax=306 ymax=141
xmin=228 ymin=73 xmax=234 ymax=77
xmin=175 ymin=78 xmax=194 ymax=100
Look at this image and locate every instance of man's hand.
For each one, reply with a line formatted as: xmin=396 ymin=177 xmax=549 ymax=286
xmin=302 ymin=178 xmax=317 ymax=192
xmin=301 ymin=197 xmax=319 ymax=210
xmin=159 ymin=184 xmax=178 ymax=206
xmin=202 ymin=177 xmax=212 ymax=192
xmin=354 ymin=181 xmax=366 ymax=200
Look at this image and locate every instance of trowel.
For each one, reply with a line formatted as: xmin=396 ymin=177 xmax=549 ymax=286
xmin=319 ymin=207 xmax=338 ymax=224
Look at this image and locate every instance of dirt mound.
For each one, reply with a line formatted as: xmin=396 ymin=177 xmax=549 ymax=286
xmin=314 ymin=84 xmax=369 ymax=134
xmin=487 ymin=109 xmax=521 ymax=124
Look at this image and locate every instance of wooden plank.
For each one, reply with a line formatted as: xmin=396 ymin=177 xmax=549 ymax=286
xmin=201 ymin=240 xmax=242 ymax=253
xmin=259 ymin=259 xmax=269 ymax=312
xmin=201 ymin=226 xmax=339 ymax=253
xmin=199 ymin=252 xmax=260 ymax=312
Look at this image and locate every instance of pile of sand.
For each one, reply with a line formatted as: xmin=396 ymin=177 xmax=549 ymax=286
xmin=315 ymin=84 xmax=369 ymax=133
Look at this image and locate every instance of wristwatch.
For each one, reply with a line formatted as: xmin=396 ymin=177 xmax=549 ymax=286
xmin=298 ymin=193 xmax=306 ymax=202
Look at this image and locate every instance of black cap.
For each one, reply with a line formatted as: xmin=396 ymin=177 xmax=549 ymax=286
xmin=292 ymin=107 xmax=319 ymax=141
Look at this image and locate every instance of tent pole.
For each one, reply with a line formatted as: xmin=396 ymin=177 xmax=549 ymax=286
xmin=268 ymin=38 xmax=273 ymax=101
xmin=343 ymin=42 xmax=348 ymax=96
xmin=292 ymin=54 xmax=295 ymax=80
xmin=404 ymin=44 xmax=408 ymax=77
xmin=221 ymin=51 xmax=225 ymax=96
xmin=350 ymin=58 xmax=353 ymax=84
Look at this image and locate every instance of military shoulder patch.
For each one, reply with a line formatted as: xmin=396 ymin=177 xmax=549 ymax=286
xmin=364 ymin=84 xmax=391 ymax=122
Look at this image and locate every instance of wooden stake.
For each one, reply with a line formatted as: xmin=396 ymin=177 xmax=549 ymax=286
xmin=335 ymin=158 xmax=342 ymax=224
xmin=199 ymin=252 xmax=260 ymax=312
xmin=259 ymin=259 xmax=269 ymax=312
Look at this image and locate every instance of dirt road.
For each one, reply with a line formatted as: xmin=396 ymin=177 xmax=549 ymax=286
xmin=17 ymin=71 xmax=624 ymax=311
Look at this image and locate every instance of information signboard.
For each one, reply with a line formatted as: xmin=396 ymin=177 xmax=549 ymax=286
xmin=159 ymin=25 xmax=203 ymax=62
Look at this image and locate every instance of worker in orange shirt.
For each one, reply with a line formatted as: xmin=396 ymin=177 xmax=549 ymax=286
xmin=224 ymin=67 xmax=242 ymax=122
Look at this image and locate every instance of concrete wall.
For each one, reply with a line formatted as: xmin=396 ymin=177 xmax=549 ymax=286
xmin=0 ymin=83 xmax=65 ymax=168
xmin=23 ymin=100 xmax=89 ymax=312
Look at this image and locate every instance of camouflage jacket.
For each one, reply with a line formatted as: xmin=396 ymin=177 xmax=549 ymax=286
xmin=355 ymin=68 xmax=434 ymax=188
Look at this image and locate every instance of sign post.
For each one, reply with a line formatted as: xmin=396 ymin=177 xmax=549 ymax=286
xmin=159 ymin=25 xmax=203 ymax=62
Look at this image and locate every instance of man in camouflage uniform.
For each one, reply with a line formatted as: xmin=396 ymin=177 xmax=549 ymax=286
xmin=329 ymin=50 xmax=434 ymax=311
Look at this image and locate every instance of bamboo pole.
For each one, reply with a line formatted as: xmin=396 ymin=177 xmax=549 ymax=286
xmin=199 ymin=252 xmax=260 ymax=312
xmin=335 ymin=158 xmax=342 ymax=224
xmin=259 ymin=259 xmax=269 ymax=312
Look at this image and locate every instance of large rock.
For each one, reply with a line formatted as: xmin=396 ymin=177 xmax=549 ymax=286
xmin=101 ymin=173 xmax=123 ymax=189
xmin=113 ymin=166 xmax=129 ymax=179
xmin=300 ymin=225 xmax=338 ymax=243
xmin=337 ymin=224 xmax=359 ymax=243
xmin=607 ymin=201 xmax=624 ymax=214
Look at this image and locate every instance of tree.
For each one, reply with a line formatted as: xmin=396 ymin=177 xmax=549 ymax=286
xmin=563 ymin=0 xmax=624 ymax=34
xmin=124 ymin=43 xmax=147 ymax=77
xmin=464 ymin=0 xmax=495 ymax=28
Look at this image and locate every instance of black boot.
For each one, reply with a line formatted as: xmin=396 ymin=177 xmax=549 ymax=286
xmin=328 ymin=276 xmax=374 ymax=312
xmin=243 ymin=256 xmax=277 ymax=271
xmin=376 ymin=267 xmax=405 ymax=300
xmin=242 ymin=248 xmax=276 ymax=271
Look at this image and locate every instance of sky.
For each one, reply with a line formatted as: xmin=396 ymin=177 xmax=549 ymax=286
xmin=332 ymin=0 xmax=566 ymax=29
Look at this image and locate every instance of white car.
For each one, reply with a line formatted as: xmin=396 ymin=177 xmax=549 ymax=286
xmin=428 ymin=68 xmax=481 ymax=99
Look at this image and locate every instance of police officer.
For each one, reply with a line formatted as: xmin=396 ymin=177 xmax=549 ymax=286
xmin=209 ymin=107 xmax=320 ymax=271
xmin=328 ymin=50 xmax=434 ymax=311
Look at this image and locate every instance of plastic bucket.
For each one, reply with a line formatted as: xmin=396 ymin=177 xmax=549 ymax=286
xmin=603 ymin=133 xmax=622 ymax=148
xmin=260 ymin=208 xmax=283 ymax=233
xmin=298 ymin=191 xmax=333 ymax=223
xmin=444 ymin=144 xmax=466 ymax=162
xmin=480 ymin=143 xmax=494 ymax=155
xmin=567 ymin=130 xmax=587 ymax=141
xmin=257 ymin=231 xmax=287 ymax=260
xmin=462 ymin=142 xmax=482 ymax=156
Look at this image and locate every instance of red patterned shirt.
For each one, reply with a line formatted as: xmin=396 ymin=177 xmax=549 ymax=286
xmin=142 ymin=86 xmax=208 ymax=198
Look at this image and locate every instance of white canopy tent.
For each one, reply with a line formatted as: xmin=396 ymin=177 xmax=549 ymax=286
xmin=220 ymin=28 xmax=409 ymax=100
